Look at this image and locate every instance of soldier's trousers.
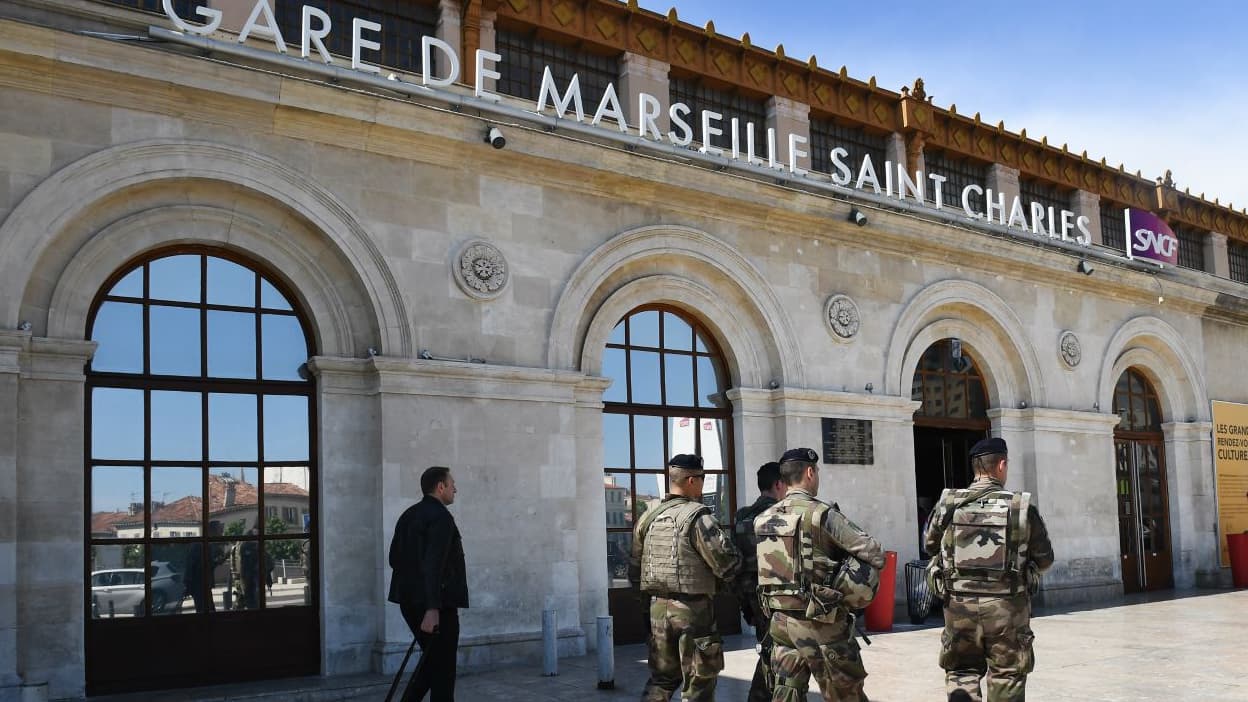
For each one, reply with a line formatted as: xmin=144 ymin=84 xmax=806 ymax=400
xmin=939 ymin=594 xmax=1035 ymax=702
xmin=641 ymin=596 xmax=724 ymax=702
xmin=746 ymin=601 xmax=773 ymax=702
xmin=768 ymin=610 xmax=867 ymax=702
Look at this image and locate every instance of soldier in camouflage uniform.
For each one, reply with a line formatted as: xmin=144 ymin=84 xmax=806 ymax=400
xmin=733 ymin=462 xmax=785 ymax=702
xmin=755 ymin=448 xmax=885 ymax=702
xmin=629 ymin=453 xmax=741 ymax=702
xmin=922 ymin=437 xmax=1055 ymax=702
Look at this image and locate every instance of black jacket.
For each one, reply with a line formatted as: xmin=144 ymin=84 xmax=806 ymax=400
xmin=387 ymin=495 xmax=469 ymax=610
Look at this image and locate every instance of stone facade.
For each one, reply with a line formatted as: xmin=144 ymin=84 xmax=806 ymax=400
xmin=1 ymin=2 xmax=1245 ymax=699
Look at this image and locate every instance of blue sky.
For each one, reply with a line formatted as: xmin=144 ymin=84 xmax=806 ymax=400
xmin=639 ymin=1 xmax=1248 ymax=211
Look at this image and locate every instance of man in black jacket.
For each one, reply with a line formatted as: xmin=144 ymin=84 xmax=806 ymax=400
xmin=389 ymin=466 xmax=468 ymax=701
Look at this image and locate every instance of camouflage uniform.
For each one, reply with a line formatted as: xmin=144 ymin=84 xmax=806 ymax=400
xmin=630 ymin=494 xmax=741 ymax=702
xmin=755 ymin=488 xmax=885 ymax=702
xmin=922 ymin=476 xmax=1055 ymax=702
xmin=733 ymin=494 xmax=778 ymax=702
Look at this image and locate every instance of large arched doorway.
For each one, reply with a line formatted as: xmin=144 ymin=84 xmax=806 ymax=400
xmin=1112 ymin=368 xmax=1173 ymax=592
xmin=85 ymin=249 xmax=319 ymax=694
xmin=600 ymin=306 xmax=737 ymax=644
xmin=911 ymin=339 xmax=990 ymax=557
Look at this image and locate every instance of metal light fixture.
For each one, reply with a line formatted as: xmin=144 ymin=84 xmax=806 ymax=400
xmin=485 ymin=126 xmax=506 ymax=149
xmin=1077 ymin=259 xmax=1094 ymax=275
xmin=849 ymin=208 xmax=868 ymax=227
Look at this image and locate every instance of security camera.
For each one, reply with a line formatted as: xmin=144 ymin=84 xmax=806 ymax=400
xmin=1077 ymin=260 xmax=1095 ymax=276
xmin=485 ymin=126 xmax=505 ymax=149
xmin=850 ymin=208 xmax=868 ymax=227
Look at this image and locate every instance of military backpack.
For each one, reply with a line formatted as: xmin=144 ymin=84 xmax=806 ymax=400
xmin=928 ymin=486 xmax=1032 ymax=598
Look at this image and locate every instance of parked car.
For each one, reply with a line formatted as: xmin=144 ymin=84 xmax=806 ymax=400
xmin=91 ymin=562 xmax=183 ymax=617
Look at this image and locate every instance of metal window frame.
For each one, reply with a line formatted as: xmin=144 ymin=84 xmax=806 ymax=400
xmin=809 ymin=118 xmax=888 ymax=177
xmin=495 ymin=28 xmax=621 ymax=107
xmin=911 ymin=339 xmax=990 ymax=430
xmin=924 ymin=150 xmax=989 ymax=210
xmin=668 ymin=75 xmax=768 ymax=152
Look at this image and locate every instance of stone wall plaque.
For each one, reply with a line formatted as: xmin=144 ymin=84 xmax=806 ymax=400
xmin=454 ymin=239 xmax=509 ymax=300
xmin=821 ymin=418 xmax=874 ymax=465
xmin=824 ymin=294 xmax=861 ymax=342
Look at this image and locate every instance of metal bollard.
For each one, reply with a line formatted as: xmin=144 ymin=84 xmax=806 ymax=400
xmin=542 ymin=608 xmax=558 ymax=676
xmin=596 ymin=615 xmax=615 ymax=690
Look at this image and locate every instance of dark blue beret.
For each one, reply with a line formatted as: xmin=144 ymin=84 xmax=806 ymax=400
xmin=780 ymin=447 xmax=819 ymax=464
xmin=668 ymin=454 xmax=704 ymax=471
xmin=969 ymin=437 xmax=1008 ymax=458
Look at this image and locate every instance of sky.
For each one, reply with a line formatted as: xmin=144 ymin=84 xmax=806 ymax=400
xmin=637 ymin=0 xmax=1248 ymax=211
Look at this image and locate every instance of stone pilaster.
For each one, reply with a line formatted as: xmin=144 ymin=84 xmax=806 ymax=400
xmin=726 ymin=387 xmax=780 ymax=506
xmin=1204 ymin=232 xmax=1230 ymax=278
xmin=572 ymin=375 xmax=612 ymax=651
xmin=1162 ymin=422 xmax=1221 ymax=588
xmin=618 ymin=52 xmax=670 ymax=135
xmin=885 ymin=133 xmax=906 ymax=172
xmin=766 ymin=97 xmax=810 ymax=172
xmin=436 ymin=0 xmax=462 ymax=82
xmin=1071 ymin=190 xmax=1103 ymax=246
xmin=0 ymin=331 xmax=23 ymax=699
xmin=989 ymin=408 xmax=1124 ymax=606
xmin=986 ymin=163 xmax=1020 ymax=212
xmin=477 ymin=6 xmax=497 ymax=94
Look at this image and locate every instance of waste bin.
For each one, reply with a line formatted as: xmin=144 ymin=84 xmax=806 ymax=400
xmin=905 ymin=558 xmax=934 ymax=624
xmin=864 ymin=550 xmax=897 ymax=632
xmin=1229 ymin=532 xmax=1248 ymax=588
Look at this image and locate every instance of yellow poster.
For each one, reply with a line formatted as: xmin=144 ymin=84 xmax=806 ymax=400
xmin=1212 ymin=401 xmax=1248 ymax=568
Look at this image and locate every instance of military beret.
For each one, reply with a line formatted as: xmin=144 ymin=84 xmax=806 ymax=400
xmin=969 ymin=437 xmax=1008 ymax=458
xmin=780 ymin=447 xmax=819 ymax=464
xmin=668 ymin=453 xmax=704 ymax=472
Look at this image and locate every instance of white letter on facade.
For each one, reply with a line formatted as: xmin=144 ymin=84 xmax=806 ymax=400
xmin=985 ymin=189 xmax=1006 ymax=224
xmin=638 ymin=93 xmax=662 ymax=140
xmin=896 ymin=165 xmax=924 ymax=202
xmin=668 ymin=103 xmax=693 ymax=146
xmin=1060 ymin=209 xmax=1075 ymax=241
xmin=829 ymin=147 xmax=852 ymax=186
xmin=1007 ymin=197 xmax=1029 ymax=229
xmin=474 ymin=50 xmax=502 ymax=100
xmin=789 ymin=133 xmax=808 ymax=176
xmin=421 ymin=36 xmax=461 ymax=87
xmin=301 ymin=6 xmax=332 ymax=63
xmin=1075 ymin=215 xmax=1092 ymax=245
xmin=591 ymin=83 xmax=628 ymax=131
xmin=351 ymin=18 xmax=382 ymax=73
xmin=928 ymin=173 xmax=947 ymax=209
xmin=1030 ymin=202 xmax=1046 ymax=235
xmin=239 ymin=0 xmax=287 ymax=53
xmin=962 ymin=185 xmax=984 ymax=219
xmin=164 ymin=1 xmax=222 ymax=35
xmin=538 ymin=67 xmax=585 ymax=121
xmin=700 ymin=110 xmax=724 ymax=155
xmin=856 ymin=155 xmax=881 ymax=194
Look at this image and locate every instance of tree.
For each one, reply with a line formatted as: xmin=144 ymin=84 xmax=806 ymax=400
xmin=264 ymin=515 xmax=303 ymax=564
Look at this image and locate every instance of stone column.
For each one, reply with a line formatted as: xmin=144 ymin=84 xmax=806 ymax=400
xmin=307 ymin=357 xmax=383 ymax=676
xmin=477 ymin=6 xmax=498 ymax=94
xmin=986 ymin=164 xmax=1020 ymax=210
xmin=1162 ymin=422 xmax=1220 ymax=588
xmin=904 ymin=132 xmax=926 ymax=178
xmin=1071 ymin=190 xmax=1103 ymax=246
xmin=766 ymin=97 xmax=810 ymax=172
xmin=1204 ymin=232 xmax=1230 ymax=278
xmin=885 ymin=133 xmax=905 ymax=172
xmin=726 ymin=388 xmax=780 ymax=506
xmin=573 ymin=376 xmax=611 ymax=651
xmin=0 ymin=332 xmax=21 ymax=700
xmin=990 ymin=408 xmax=1123 ymax=606
xmin=15 ymin=337 xmax=96 ymax=700
xmin=618 ymin=52 xmax=670 ymax=135
xmin=436 ymin=0 xmax=463 ymax=83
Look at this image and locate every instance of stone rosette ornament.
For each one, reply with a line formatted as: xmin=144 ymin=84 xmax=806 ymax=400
xmin=454 ymin=239 xmax=508 ymax=300
xmin=1059 ymin=330 xmax=1082 ymax=369
xmin=824 ymin=294 xmax=861 ymax=341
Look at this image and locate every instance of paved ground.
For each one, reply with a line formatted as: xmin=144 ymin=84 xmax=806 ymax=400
xmin=98 ymin=589 xmax=1248 ymax=701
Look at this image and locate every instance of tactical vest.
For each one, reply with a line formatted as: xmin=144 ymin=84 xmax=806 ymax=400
xmin=732 ymin=496 xmax=776 ymax=595
xmin=638 ymin=498 xmax=718 ymax=596
xmin=754 ymin=494 xmax=879 ymax=621
xmin=937 ymin=487 xmax=1032 ymax=597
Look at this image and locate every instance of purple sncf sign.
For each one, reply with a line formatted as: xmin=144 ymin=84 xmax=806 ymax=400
xmin=1124 ymin=208 xmax=1179 ymax=266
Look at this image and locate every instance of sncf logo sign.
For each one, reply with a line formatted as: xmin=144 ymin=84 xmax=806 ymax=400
xmin=1125 ymin=209 xmax=1180 ymax=266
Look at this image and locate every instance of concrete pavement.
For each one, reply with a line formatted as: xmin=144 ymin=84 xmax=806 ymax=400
xmin=95 ymin=589 xmax=1248 ymax=701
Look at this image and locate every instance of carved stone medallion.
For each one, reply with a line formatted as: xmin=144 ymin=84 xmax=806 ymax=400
xmin=454 ymin=240 xmax=508 ymax=300
xmin=1059 ymin=330 xmax=1082 ymax=369
xmin=824 ymin=294 xmax=861 ymax=341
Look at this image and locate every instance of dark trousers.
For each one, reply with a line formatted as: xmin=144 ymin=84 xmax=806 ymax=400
xmin=399 ymin=604 xmax=459 ymax=702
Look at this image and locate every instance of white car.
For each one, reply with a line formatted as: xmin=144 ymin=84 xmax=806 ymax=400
xmin=91 ymin=562 xmax=183 ymax=617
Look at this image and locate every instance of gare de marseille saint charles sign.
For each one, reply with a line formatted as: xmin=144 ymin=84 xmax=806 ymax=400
xmin=161 ymin=0 xmax=1180 ymax=265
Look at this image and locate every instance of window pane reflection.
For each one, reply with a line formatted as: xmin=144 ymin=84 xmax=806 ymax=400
xmin=630 ymin=351 xmax=660 ymax=404
xmin=696 ymin=356 xmax=724 ymax=407
xmin=210 ymin=467 xmax=260 ymax=537
xmin=209 ymin=393 xmax=258 ymax=461
xmin=662 ymin=313 xmax=692 ymax=351
xmin=263 ymin=395 xmax=308 ymax=461
xmin=633 ymin=416 xmax=664 ymax=470
xmin=151 ymin=467 xmax=201 ymax=538
xmin=261 ymin=315 xmax=307 ymax=380
xmin=604 ymin=472 xmax=632 ymax=528
xmin=701 ymin=472 xmax=731 ymax=524
xmin=91 ymin=466 xmax=143 ymax=540
xmin=92 ymin=388 xmax=144 ymax=460
xmin=149 ymin=255 xmax=200 ymax=303
xmin=664 ymin=355 xmax=694 ymax=406
xmin=607 ymin=321 xmax=625 ymax=345
xmin=264 ymin=539 xmax=309 ymax=607
xmin=630 ymin=310 xmax=659 ymax=347
xmin=150 ymin=543 xmax=199 ymax=615
xmin=91 ymin=302 xmax=143 ymax=373
xmin=265 ymin=467 xmax=310 ymax=535
xmin=602 ymin=348 xmax=627 ymax=403
xmin=149 ymin=305 xmax=200 ymax=376
xmin=90 ymin=544 xmax=145 ymax=619
xmin=607 ymin=531 xmax=632 ymax=588
xmin=213 ymin=540 xmax=259 ymax=611
xmin=208 ymin=311 xmax=257 ymax=379
xmin=634 ymin=473 xmax=665 ymax=519
xmin=108 ymin=268 xmax=143 ymax=298
xmin=207 ymin=257 xmax=256 ymax=308
xmin=151 ymin=391 xmax=202 ymax=460
xmin=260 ymin=279 xmax=293 ymax=311
xmin=603 ymin=414 xmax=630 ymax=468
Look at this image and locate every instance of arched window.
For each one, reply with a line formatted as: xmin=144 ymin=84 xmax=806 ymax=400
xmin=911 ymin=339 xmax=989 ymax=427
xmin=1112 ymin=367 xmax=1172 ymax=592
xmin=600 ymin=307 xmax=733 ymax=584
xmin=85 ymin=250 xmax=318 ymax=692
xmin=1113 ymin=367 xmax=1163 ymax=432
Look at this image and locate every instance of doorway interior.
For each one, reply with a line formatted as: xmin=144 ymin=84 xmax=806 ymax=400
xmin=1112 ymin=368 xmax=1174 ymax=593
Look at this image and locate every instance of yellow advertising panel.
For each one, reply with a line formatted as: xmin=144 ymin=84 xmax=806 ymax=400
xmin=1212 ymin=401 xmax=1248 ymax=567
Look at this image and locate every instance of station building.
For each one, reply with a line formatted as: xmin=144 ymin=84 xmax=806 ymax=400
xmin=1 ymin=0 xmax=1245 ymax=698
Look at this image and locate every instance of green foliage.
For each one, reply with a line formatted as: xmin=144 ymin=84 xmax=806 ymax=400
xmin=224 ymin=519 xmax=247 ymax=537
